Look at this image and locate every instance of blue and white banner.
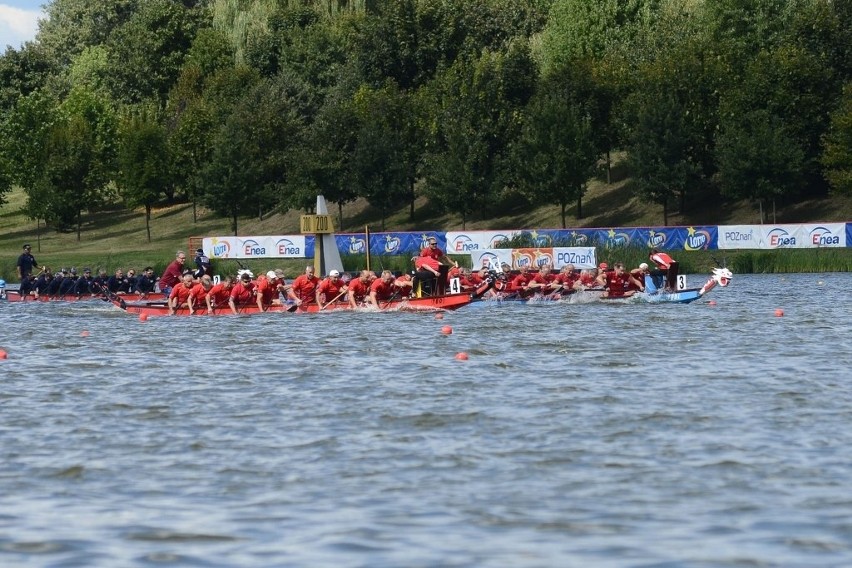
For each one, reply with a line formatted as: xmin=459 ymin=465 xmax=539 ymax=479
xmin=470 ymin=248 xmax=597 ymax=270
xmin=717 ymin=223 xmax=847 ymax=249
xmin=203 ymin=236 xmax=308 ymax=259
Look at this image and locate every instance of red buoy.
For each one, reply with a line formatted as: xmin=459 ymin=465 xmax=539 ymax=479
xmin=441 ymin=325 xmax=453 ymax=335
xmin=774 ymin=308 xmax=784 ymax=317
xmin=455 ymin=352 xmax=469 ymax=361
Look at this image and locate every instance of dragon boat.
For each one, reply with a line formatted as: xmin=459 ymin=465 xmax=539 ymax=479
xmin=109 ymin=291 xmax=472 ymax=317
xmin=3 ymin=289 xmax=167 ymax=303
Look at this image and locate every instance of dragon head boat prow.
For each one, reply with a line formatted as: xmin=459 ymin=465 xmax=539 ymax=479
xmin=699 ymin=267 xmax=733 ymax=296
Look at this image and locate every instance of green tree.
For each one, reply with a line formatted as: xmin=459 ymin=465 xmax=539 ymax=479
xmin=200 ymin=78 xmax=304 ymax=234
xmin=105 ymin=0 xmax=199 ymax=105
xmin=821 ymin=83 xmax=852 ymax=195
xmin=118 ymin=114 xmax=170 ymax=241
xmin=717 ymin=109 xmax=804 ymax=223
xmin=424 ymin=43 xmax=534 ymax=228
xmin=513 ymin=69 xmax=598 ymax=228
xmin=0 ymin=43 xmax=54 ymax=113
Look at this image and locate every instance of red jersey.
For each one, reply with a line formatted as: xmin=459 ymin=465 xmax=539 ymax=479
xmin=169 ymin=283 xmax=193 ymax=305
xmin=189 ymin=283 xmax=208 ymax=303
xmin=207 ymin=283 xmax=231 ymax=306
xmin=415 ymin=256 xmax=440 ymax=271
xmin=629 ymin=269 xmax=645 ymax=291
xmin=419 ymin=245 xmax=444 ymax=261
xmin=579 ymin=272 xmax=597 ymax=287
xmin=256 ymin=277 xmax=278 ymax=304
xmin=317 ymin=278 xmax=346 ymax=303
xmin=159 ymin=260 xmax=184 ymax=289
xmin=555 ymin=272 xmax=578 ymax=289
xmin=532 ymin=272 xmax=556 ymax=292
xmin=604 ymin=271 xmax=631 ymax=297
xmin=348 ymin=278 xmax=369 ymax=302
xmin=230 ymin=281 xmax=256 ymax=304
xmin=290 ymin=274 xmax=319 ymax=302
xmin=370 ymin=278 xmax=395 ymax=301
xmin=650 ymin=251 xmax=675 ymax=270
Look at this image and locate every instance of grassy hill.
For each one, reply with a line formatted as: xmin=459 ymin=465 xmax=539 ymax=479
xmin=2 ymin=165 xmax=852 ymax=280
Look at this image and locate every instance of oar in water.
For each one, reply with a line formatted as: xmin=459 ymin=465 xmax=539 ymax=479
xmin=319 ymin=290 xmax=347 ymax=311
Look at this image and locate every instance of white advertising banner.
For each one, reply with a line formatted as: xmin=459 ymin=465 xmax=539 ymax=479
xmin=470 ymin=248 xmax=597 ymax=270
xmin=445 ymin=231 xmax=521 ymax=254
xmin=203 ymin=236 xmax=307 ymax=259
xmin=718 ymin=224 xmax=846 ymax=249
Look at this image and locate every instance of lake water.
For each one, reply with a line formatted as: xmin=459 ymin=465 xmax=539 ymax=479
xmin=1 ymin=273 xmax=851 ymax=567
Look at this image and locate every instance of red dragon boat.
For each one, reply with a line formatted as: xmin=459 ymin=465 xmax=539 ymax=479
xmin=4 ymin=290 xmax=167 ymax=303
xmin=109 ymin=292 xmax=472 ymax=317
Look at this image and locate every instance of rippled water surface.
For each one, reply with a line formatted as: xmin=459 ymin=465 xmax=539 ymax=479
xmin=1 ymin=273 xmax=851 ymax=567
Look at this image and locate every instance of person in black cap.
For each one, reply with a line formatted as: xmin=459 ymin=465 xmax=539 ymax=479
xmin=194 ymin=248 xmax=211 ymax=279
xmin=58 ymin=267 xmax=78 ymax=296
xmin=16 ymin=244 xmax=41 ymax=283
xmin=73 ymin=268 xmax=96 ymax=296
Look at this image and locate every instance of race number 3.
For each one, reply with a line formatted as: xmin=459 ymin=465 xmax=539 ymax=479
xmin=449 ymin=277 xmax=461 ymax=294
xmin=676 ymin=275 xmax=686 ymax=290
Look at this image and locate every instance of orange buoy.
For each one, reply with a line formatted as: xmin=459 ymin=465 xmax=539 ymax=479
xmin=441 ymin=325 xmax=453 ymax=335
xmin=774 ymin=308 xmax=784 ymax=317
xmin=80 ymin=330 xmax=90 ymax=337
xmin=0 ymin=349 xmax=7 ymax=359
xmin=455 ymin=352 xmax=469 ymax=361
xmin=139 ymin=313 xmax=148 ymax=322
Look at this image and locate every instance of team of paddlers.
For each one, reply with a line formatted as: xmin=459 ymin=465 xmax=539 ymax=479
xmin=11 ymin=240 xmax=680 ymax=313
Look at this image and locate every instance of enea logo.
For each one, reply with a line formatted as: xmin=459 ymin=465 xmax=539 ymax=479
xmin=384 ymin=235 xmax=401 ymax=254
xmin=648 ymin=231 xmax=667 ymax=248
xmin=606 ymin=229 xmax=631 ymax=247
xmin=477 ymin=253 xmax=500 ymax=269
xmin=809 ymin=226 xmax=840 ymax=246
xmin=768 ymin=228 xmax=796 ymax=248
xmin=533 ymin=250 xmax=554 ymax=268
xmin=211 ymin=239 xmax=231 ymax=258
xmin=452 ymin=235 xmax=479 ymax=252
xmin=242 ymin=239 xmax=266 ymax=256
xmin=275 ymin=238 xmax=301 ymax=256
xmin=489 ymin=234 xmax=510 ymax=247
xmin=512 ymin=250 xmax=534 ymax=269
xmin=684 ymin=227 xmax=711 ymax=251
xmin=348 ymin=236 xmax=366 ymax=254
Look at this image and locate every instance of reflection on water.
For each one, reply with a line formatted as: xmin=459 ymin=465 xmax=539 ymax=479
xmin=1 ymin=273 xmax=851 ymax=567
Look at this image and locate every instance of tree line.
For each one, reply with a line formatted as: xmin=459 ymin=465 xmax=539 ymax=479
xmin=0 ymin=0 xmax=849 ymax=240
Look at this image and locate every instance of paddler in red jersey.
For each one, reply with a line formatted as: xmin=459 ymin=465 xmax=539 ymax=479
xmin=368 ymin=270 xmax=397 ymax=307
xmin=511 ymin=265 xmax=534 ymax=298
xmin=347 ymin=270 xmax=374 ymax=308
xmin=596 ymin=262 xmax=642 ymax=298
xmin=629 ymin=263 xmax=649 ymax=291
xmin=188 ymin=275 xmax=213 ymax=313
xmin=554 ymin=263 xmax=579 ymax=292
xmin=316 ymin=269 xmax=348 ymax=309
xmin=206 ymin=276 xmax=234 ymax=313
xmin=287 ymin=265 xmax=319 ymax=308
xmin=168 ymin=271 xmax=195 ymax=315
xmin=528 ymin=264 xmax=559 ymax=296
xmin=649 ymin=248 xmax=679 ymax=291
xmin=159 ymin=251 xmax=187 ymax=296
xmin=256 ymin=270 xmax=286 ymax=311
xmin=229 ymin=270 xmax=257 ymax=314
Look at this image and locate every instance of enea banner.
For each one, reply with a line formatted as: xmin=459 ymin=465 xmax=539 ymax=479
xmin=203 ymin=236 xmax=308 ymax=259
xmin=717 ymin=224 xmax=847 ymax=249
xmin=470 ymin=248 xmax=597 ymax=270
